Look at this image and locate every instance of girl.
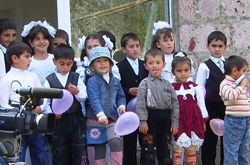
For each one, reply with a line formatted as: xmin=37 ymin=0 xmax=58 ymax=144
xmin=171 ymin=52 xmax=208 ymax=165
xmin=86 ymin=46 xmax=126 ymax=165
xmin=151 ymin=21 xmax=195 ymax=83
xmin=20 ymin=20 xmax=56 ymax=164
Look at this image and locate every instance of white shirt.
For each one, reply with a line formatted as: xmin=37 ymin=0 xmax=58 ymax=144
xmin=196 ymin=55 xmax=226 ymax=86
xmin=126 ymin=57 xmax=139 ymax=75
xmin=28 ymin=53 xmax=56 ymax=85
xmin=0 ymin=67 xmax=42 ymax=109
xmin=0 ymin=44 xmax=6 ymax=54
xmin=43 ymin=72 xmax=87 ymax=114
xmin=0 ymin=50 xmax=6 ymax=80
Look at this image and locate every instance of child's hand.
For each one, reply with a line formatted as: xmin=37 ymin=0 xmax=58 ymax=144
xmin=99 ymin=118 xmax=108 ymax=126
xmin=56 ymin=114 xmax=62 ymax=119
xmin=119 ymin=107 xmax=126 ymax=114
xmin=239 ymin=78 xmax=249 ymax=88
xmin=68 ymin=83 xmax=79 ymax=95
xmin=139 ymin=125 xmax=148 ymax=134
xmin=33 ymin=106 xmax=41 ymax=114
xmin=129 ymin=87 xmax=138 ymax=96
xmin=171 ymin=127 xmax=178 ymax=135
xmin=204 ymin=123 xmax=206 ymax=132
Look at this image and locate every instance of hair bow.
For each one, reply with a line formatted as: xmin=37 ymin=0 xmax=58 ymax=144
xmin=175 ymin=52 xmax=185 ymax=57
xmin=152 ymin=21 xmax=171 ymax=35
xmin=102 ymin=35 xmax=114 ymax=50
xmin=78 ymin=35 xmax=86 ymax=50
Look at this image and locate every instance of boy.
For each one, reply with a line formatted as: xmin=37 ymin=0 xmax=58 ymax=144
xmin=0 ymin=41 xmax=50 ymax=164
xmin=43 ymin=44 xmax=87 ymax=165
xmin=136 ymin=49 xmax=179 ymax=165
xmin=219 ymin=55 xmax=249 ymax=165
xmin=0 ymin=18 xmax=17 ymax=73
xmin=196 ymin=31 xmax=228 ymax=165
xmin=116 ymin=32 xmax=148 ymax=165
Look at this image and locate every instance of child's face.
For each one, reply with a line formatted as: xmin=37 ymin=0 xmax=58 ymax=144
xmin=12 ymin=50 xmax=31 ymax=70
xmin=121 ymin=39 xmax=141 ymax=61
xmin=232 ymin=64 xmax=248 ymax=80
xmin=156 ymin=33 xmax=174 ymax=55
xmin=52 ymin=37 xmax=68 ymax=50
xmin=0 ymin=29 xmax=17 ymax=48
xmin=92 ymin=57 xmax=111 ymax=74
xmin=172 ymin=63 xmax=191 ymax=83
xmin=53 ymin=58 xmax=74 ymax=75
xmin=206 ymin=39 xmax=227 ymax=58
xmin=29 ymin=32 xmax=49 ymax=54
xmin=144 ymin=54 xmax=165 ymax=77
xmin=86 ymin=39 xmax=102 ymax=57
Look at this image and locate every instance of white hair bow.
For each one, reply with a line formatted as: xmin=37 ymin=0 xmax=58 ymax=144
xmin=175 ymin=52 xmax=185 ymax=57
xmin=102 ymin=35 xmax=114 ymax=50
xmin=78 ymin=35 xmax=86 ymax=50
xmin=21 ymin=20 xmax=56 ymax=38
xmin=152 ymin=21 xmax=171 ymax=35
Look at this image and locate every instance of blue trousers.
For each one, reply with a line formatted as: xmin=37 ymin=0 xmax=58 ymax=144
xmin=20 ymin=131 xmax=50 ymax=165
xmin=223 ymin=115 xmax=250 ymax=165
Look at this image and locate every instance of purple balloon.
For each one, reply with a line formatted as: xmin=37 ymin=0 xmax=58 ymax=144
xmin=210 ymin=119 xmax=224 ymax=136
xmin=114 ymin=112 xmax=139 ymax=136
xmin=127 ymin=97 xmax=137 ymax=112
xmin=52 ymin=89 xmax=73 ymax=114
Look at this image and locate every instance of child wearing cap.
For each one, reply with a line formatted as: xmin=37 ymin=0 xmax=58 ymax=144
xmin=86 ymin=46 xmax=126 ymax=164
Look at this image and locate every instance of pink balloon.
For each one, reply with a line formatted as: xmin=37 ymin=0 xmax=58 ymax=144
xmin=210 ymin=119 xmax=224 ymax=136
xmin=199 ymin=84 xmax=206 ymax=96
xmin=52 ymin=89 xmax=73 ymax=114
xmin=127 ymin=97 xmax=137 ymax=112
xmin=114 ymin=112 xmax=139 ymax=136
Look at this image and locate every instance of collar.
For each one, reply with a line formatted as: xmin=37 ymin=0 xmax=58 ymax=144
xmin=126 ymin=57 xmax=139 ymax=66
xmin=172 ymin=81 xmax=196 ymax=90
xmin=210 ymin=55 xmax=225 ymax=63
xmin=148 ymin=74 xmax=164 ymax=81
xmin=9 ymin=67 xmax=27 ymax=73
xmin=225 ymin=75 xmax=236 ymax=82
xmin=0 ymin=44 xmax=6 ymax=54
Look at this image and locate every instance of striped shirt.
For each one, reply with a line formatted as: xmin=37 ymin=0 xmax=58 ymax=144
xmin=219 ymin=75 xmax=250 ymax=116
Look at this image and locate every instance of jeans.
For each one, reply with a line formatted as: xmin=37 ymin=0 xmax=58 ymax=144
xmin=223 ymin=115 xmax=250 ymax=165
xmin=20 ymin=131 xmax=50 ymax=165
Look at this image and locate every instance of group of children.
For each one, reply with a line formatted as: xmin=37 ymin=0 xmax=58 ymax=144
xmin=0 ymin=17 xmax=249 ymax=165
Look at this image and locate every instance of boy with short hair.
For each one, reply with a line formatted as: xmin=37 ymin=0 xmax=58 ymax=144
xmin=219 ymin=55 xmax=249 ymax=165
xmin=0 ymin=41 xmax=50 ymax=164
xmin=196 ymin=31 xmax=228 ymax=165
xmin=43 ymin=44 xmax=88 ymax=165
xmin=0 ymin=18 xmax=17 ymax=73
xmin=117 ymin=32 xmax=148 ymax=165
xmin=136 ymin=48 xmax=179 ymax=165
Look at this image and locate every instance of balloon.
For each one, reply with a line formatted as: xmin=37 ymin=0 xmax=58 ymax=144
xmin=199 ymin=84 xmax=206 ymax=96
xmin=210 ymin=119 xmax=224 ymax=136
xmin=52 ymin=89 xmax=73 ymax=114
xmin=114 ymin=112 xmax=139 ymax=136
xmin=127 ymin=97 xmax=137 ymax=112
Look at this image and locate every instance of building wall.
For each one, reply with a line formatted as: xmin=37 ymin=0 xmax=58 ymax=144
xmin=173 ymin=0 xmax=250 ymax=65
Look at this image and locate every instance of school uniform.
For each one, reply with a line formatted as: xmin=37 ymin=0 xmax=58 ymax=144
xmin=117 ymin=57 xmax=148 ymax=165
xmin=0 ymin=44 xmax=10 ymax=73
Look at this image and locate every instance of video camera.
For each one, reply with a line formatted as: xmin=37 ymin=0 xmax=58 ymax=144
xmin=0 ymin=87 xmax=63 ymax=164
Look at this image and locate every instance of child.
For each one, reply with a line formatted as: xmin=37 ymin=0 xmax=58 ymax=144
xmin=86 ymin=46 xmax=126 ymax=165
xmin=171 ymin=52 xmax=208 ymax=165
xmin=0 ymin=18 xmax=17 ymax=75
xmin=136 ymin=48 xmax=179 ymax=165
xmin=21 ymin=20 xmax=56 ymax=85
xmin=196 ymin=31 xmax=228 ymax=165
xmin=219 ymin=55 xmax=249 ymax=165
xmin=0 ymin=41 xmax=50 ymax=164
xmin=52 ymin=29 xmax=77 ymax=71
xmin=116 ymin=32 xmax=148 ymax=165
xmin=151 ymin=20 xmax=195 ymax=83
xmin=43 ymin=44 xmax=88 ymax=165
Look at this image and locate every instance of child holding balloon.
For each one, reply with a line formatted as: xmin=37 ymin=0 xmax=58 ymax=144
xmin=86 ymin=46 xmax=126 ymax=165
xmin=43 ymin=44 xmax=88 ymax=165
xmin=219 ymin=55 xmax=250 ymax=165
xmin=136 ymin=49 xmax=179 ymax=165
xmin=171 ymin=52 xmax=208 ymax=165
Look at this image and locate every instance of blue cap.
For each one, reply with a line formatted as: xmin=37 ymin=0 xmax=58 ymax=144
xmin=89 ymin=46 xmax=114 ymax=67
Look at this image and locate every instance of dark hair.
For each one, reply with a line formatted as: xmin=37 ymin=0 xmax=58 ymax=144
xmin=207 ymin=31 xmax=227 ymax=45
xmin=54 ymin=29 xmax=69 ymax=45
xmin=151 ymin=28 xmax=175 ymax=53
xmin=171 ymin=52 xmax=191 ymax=71
xmin=6 ymin=41 xmax=32 ymax=65
xmin=22 ymin=25 xmax=54 ymax=54
xmin=80 ymin=33 xmax=105 ymax=61
xmin=120 ymin=32 xmax=141 ymax=48
xmin=144 ymin=48 xmax=164 ymax=63
xmin=98 ymin=30 xmax=116 ymax=50
xmin=54 ymin=44 xmax=75 ymax=60
xmin=0 ymin=18 xmax=17 ymax=34
xmin=224 ymin=55 xmax=248 ymax=75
